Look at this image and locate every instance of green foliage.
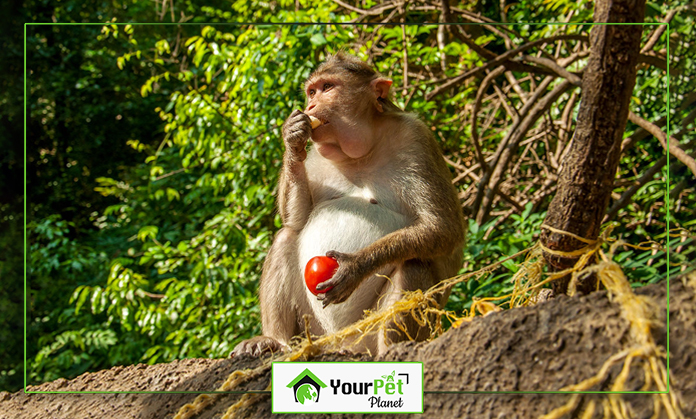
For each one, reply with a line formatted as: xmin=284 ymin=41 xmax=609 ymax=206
xmin=445 ymin=204 xmax=545 ymax=315
xmin=27 ymin=215 xmax=112 ymax=383
xmin=23 ymin=0 xmax=353 ymax=387
xmin=15 ymin=0 xmax=180 ymax=389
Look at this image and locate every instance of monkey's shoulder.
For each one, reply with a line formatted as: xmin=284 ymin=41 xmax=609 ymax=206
xmin=381 ymin=113 xmax=445 ymax=162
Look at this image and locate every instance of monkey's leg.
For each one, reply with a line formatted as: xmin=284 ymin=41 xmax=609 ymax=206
xmin=434 ymin=248 xmax=463 ymax=308
xmin=232 ymin=228 xmax=320 ymax=357
xmin=375 ymin=259 xmax=441 ymax=355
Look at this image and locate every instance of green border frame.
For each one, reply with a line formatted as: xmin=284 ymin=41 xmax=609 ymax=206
xmin=271 ymin=361 xmax=424 ymax=414
xmin=23 ymin=21 xmax=671 ymax=396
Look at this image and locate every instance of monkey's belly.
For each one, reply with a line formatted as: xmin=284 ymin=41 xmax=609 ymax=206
xmin=297 ymin=197 xmax=410 ymax=334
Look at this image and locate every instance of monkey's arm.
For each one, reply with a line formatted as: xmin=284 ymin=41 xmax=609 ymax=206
xmin=278 ymin=157 xmax=313 ymax=230
xmin=317 ymin=166 xmax=465 ymax=306
xmin=278 ymin=110 xmax=315 ymax=231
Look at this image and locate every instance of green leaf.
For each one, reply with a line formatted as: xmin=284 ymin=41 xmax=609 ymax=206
xmin=310 ymin=33 xmax=327 ymax=46
xmin=137 ymin=226 xmax=159 ymax=242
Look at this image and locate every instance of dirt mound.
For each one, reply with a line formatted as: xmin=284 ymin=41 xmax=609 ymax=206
xmin=2 ymin=280 xmax=693 ymax=419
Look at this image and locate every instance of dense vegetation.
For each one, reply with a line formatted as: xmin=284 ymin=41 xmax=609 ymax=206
xmin=1 ymin=0 xmax=693 ymax=392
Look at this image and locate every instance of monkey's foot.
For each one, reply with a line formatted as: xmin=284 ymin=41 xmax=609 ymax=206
xmin=230 ymin=336 xmax=285 ymax=358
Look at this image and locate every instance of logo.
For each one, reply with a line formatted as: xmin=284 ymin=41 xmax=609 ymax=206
xmin=273 ymin=362 xmax=423 ymax=413
xmin=286 ymin=368 xmax=328 ymax=405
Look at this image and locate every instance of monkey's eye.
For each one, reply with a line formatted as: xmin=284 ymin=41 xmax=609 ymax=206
xmin=323 ymin=83 xmax=333 ymax=91
xmin=308 ymin=89 xmax=316 ymax=98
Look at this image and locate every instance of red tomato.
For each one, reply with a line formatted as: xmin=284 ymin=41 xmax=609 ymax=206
xmin=304 ymin=256 xmax=338 ymax=295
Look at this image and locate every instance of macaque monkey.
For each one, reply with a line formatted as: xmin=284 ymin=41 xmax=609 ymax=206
xmin=232 ymin=53 xmax=465 ymax=356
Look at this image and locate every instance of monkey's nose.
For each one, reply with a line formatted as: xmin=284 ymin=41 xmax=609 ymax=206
xmin=305 ymin=104 xmax=316 ymax=113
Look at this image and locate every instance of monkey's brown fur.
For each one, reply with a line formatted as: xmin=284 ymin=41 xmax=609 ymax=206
xmin=232 ymin=53 xmax=465 ymax=356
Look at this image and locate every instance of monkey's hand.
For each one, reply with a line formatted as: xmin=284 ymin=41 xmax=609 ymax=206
xmin=316 ymin=250 xmax=371 ymax=307
xmin=230 ymin=336 xmax=285 ymax=357
xmin=282 ymin=110 xmax=312 ymax=162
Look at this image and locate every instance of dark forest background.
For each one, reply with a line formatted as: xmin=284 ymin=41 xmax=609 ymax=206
xmin=0 ymin=0 xmax=693 ymax=392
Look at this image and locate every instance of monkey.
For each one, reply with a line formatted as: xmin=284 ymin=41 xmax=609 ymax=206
xmin=232 ymin=53 xmax=465 ymax=357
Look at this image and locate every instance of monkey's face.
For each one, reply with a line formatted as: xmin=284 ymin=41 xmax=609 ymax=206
xmin=304 ymin=76 xmax=379 ymax=162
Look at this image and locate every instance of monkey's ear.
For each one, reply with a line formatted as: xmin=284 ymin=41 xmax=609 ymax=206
xmin=371 ymin=78 xmax=393 ymax=113
xmin=371 ymin=78 xmax=392 ymax=99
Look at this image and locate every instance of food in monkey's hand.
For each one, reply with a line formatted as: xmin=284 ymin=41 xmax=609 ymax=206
xmin=304 ymin=256 xmax=338 ymax=295
xmin=309 ymin=115 xmax=322 ymax=129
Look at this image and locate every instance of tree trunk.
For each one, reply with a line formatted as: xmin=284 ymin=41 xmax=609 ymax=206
xmin=541 ymin=0 xmax=646 ymax=295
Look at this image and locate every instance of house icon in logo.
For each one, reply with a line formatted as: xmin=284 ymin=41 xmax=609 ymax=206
xmin=286 ymin=368 xmax=328 ymax=405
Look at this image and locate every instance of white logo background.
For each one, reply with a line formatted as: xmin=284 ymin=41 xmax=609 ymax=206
xmin=272 ymin=362 xmax=423 ymax=413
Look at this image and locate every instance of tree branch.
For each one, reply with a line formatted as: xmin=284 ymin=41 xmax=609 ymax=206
xmin=426 ymin=34 xmax=587 ymax=100
xmin=637 ymin=52 xmax=668 ymax=71
xmin=471 ymin=76 xmax=554 ymax=217
xmin=641 ymin=8 xmax=682 ymax=53
xmin=520 ymin=55 xmax=582 ymax=86
xmin=628 ymin=111 xmax=696 ymax=178
xmin=604 ymin=155 xmax=667 ymax=221
xmin=331 ymin=0 xmax=396 ymax=15
xmin=476 ymin=80 xmax=575 ymax=223
xmin=471 ymin=66 xmax=506 ymax=171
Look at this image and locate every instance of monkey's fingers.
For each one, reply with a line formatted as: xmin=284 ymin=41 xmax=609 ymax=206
xmin=308 ymin=115 xmax=322 ymax=129
xmin=316 ymin=282 xmax=337 ymax=305
xmin=319 ymin=292 xmax=338 ymax=308
xmin=318 ymin=279 xmax=351 ymax=307
xmin=315 ymin=277 xmax=335 ymax=292
xmin=320 ymin=292 xmax=348 ymax=308
xmin=325 ymin=249 xmax=348 ymax=261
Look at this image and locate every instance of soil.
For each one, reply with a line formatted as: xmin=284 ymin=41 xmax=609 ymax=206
xmin=2 ymin=279 xmax=694 ymax=419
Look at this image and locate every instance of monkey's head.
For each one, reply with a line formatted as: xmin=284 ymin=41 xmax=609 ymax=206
xmin=303 ymin=53 xmax=399 ymax=162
